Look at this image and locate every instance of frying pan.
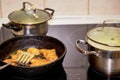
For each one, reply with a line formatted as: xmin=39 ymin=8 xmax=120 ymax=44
xmin=0 ymin=35 xmax=66 ymax=77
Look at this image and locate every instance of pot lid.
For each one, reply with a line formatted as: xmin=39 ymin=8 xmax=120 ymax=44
xmin=87 ymin=27 xmax=120 ymax=47
xmin=86 ymin=37 xmax=120 ymax=51
xmin=8 ymin=2 xmax=54 ymax=25
xmin=8 ymin=9 xmax=50 ymax=24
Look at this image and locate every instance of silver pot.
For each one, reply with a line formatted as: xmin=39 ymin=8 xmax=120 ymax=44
xmin=2 ymin=2 xmax=54 ymax=36
xmin=75 ymin=20 xmax=120 ymax=75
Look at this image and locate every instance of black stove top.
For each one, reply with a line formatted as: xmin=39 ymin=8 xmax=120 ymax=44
xmin=1 ymin=25 xmax=120 ymax=80
xmin=0 ymin=65 xmax=66 ymax=80
xmin=87 ymin=66 xmax=120 ymax=80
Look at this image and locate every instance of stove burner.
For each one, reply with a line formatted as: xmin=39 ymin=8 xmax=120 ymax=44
xmin=87 ymin=66 xmax=120 ymax=80
xmin=0 ymin=65 xmax=66 ymax=80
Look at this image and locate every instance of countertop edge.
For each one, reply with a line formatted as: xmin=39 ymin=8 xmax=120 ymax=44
xmin=49 ymin=15 xmax=120 ymax=25
xmin=0 ymin=15 xmax=120 ymax=28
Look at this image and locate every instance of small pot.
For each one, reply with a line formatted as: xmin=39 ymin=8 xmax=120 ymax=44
xmin=2 ymin=2 xmax=54 ymax=36
xmin=0 ymin=35 xmax=66 ymax=77
xmin=75 ymin=20 xmax=120 ymax=75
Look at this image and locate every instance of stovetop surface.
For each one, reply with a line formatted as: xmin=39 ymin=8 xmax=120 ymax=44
xmin=87 ymin=66 xmax=120 ymax=80
xmin=0 ymin=65 xmax=66 ymax=80
xmin=0 ymin=25 xmax=120 ymax=80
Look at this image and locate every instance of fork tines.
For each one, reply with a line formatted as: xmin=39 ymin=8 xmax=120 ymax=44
xmin=17 ymin=52 xmax=35 ymax=65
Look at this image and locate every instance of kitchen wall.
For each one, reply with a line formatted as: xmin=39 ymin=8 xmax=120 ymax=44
xmin=0 ymin=0 xmax=120 ymax=18
xmin=0 ymin=0 xmax=1 ymax=18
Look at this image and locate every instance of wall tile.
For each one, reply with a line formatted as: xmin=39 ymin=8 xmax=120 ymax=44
xmin=45 ymin=0 xmax=88 ymax=16
xmin=0 ymin=0 xmax=120 ymax=18
xmin=1 ymin=0 xmax=44 ymax=17
xmin=89 ymin=0 xmax=120 ymax=15
xmin=0 ymin=0 xmax=2 ymax=18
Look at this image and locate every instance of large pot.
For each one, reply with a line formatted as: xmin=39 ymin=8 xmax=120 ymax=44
xmin=75 ymin=20 xmax=120 ymax=75
xmin=0 ymin=35 xmax=66 ymax=77
xmin=2 ymin=2 xmax=54 ymax=36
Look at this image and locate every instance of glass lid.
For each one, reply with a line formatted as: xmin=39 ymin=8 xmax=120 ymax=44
xmin=8 ymin=2 xmax=52 ymax=25
xmin=87 ymin=27 xmax=120 ymax=47
xmin=8 ymin=9 xmax=50 ymax=24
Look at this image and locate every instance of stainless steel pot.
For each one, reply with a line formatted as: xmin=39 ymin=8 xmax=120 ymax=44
xmin=2 ymin=2 xmax=54 ymax=36
xmin=75 ymin=20 xmax=120 ymax=75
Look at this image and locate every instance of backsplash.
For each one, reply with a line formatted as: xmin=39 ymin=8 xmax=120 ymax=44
xmin=0 ymin=0 xmax=120 ymax=18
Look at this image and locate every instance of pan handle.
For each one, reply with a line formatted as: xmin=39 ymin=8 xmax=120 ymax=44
xmin=75 ymin=39 xmax=99 ymax=56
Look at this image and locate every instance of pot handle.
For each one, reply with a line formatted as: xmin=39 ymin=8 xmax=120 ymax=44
xmin=22 ymin=2 xmax=36 ymax=10
xmin=103 ymin=19 xmax=120 ymax=25
xmin=97 ymin=19 xmax=120 ymax=31
xmin=75 ymin=39 xmax=99 ymax=56
xmin=22 ymin=2 xmax=38 ymax=18
xmin=2 ymin=23 xmax=22 ymax=31
xmin=44 ymin=8 xmax=54 ymax=19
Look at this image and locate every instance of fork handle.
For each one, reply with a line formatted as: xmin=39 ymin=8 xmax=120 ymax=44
xmin=0 ymin=63 xmax=11 ymax=70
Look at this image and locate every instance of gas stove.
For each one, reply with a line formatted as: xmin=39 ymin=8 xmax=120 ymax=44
xmin=0 ymin=25 xmax=120 ymax=80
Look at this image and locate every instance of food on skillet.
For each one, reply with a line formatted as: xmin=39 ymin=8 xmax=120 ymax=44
xmin=3 ymin=47 xmax=58 ymax=67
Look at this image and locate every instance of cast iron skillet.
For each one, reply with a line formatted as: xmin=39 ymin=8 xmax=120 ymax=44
xmin=0 ymin=35 xmax=66 ymax=77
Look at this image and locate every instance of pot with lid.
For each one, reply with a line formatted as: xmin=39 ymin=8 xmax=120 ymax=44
xmin=2 ymin=2 xmax=54 ymax=36
xmin=75 ymin=20 xmax=120 ymax=75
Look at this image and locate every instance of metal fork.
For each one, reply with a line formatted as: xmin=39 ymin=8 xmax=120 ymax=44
xmin=0 ymin=52 xmax=35 ymax=70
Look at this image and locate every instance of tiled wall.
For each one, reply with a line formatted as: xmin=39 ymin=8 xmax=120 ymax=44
xmin=0 ymin=0 xmax=120 ymax=18
xmin=0 ymin=0 xmax=1 ymax=18
xmin=0 ymin=0 xmax=44 ymax=17
xmin=45 ymin=0 xmax=88 ymax=16
xmin=89 ymin=0 xmax=120 ymax=15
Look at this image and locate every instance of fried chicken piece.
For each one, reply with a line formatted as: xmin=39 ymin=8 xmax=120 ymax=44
xmin=27 ymin=47 xmax=40 ymax=55
xmin=30 ymin=58 xmax=49 ymax=67
xmin=40 ymin=49 xmax=58 ymax=62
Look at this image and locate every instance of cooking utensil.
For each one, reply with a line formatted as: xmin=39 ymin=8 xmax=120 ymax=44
xmin=0 ymin=35 xmax=66 ymax=77
xmin=75 ymin=20 xmax=120 ymax=75
xmin=2 ymin=2 xmax=54 ymax=36
xmin=17 ymin=52 xmax=35 ymax=65
xmin=0 ymin=52 xmax=35 ymax=70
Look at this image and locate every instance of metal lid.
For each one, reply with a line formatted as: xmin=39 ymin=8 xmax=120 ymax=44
xmin=8 ymin=2 xmax=54 ymax=25
xmin=87 ymin=27 xmax=120 ymax=47
xmin=86 ymin=36 xmax=120 ymax=51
